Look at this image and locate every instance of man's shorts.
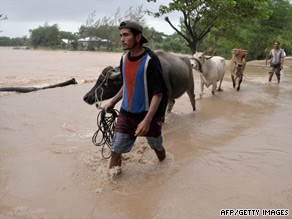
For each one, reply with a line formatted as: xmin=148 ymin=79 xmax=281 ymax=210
xmin=269 ymin=65 xmax=281 ymax=75
xmin=111 ymin=132 xmax=164 ymax=154
xmin=114 ymin=112 xmax=162 ymax=137
xmin=111 ymin=113 xmax=164 ymax=154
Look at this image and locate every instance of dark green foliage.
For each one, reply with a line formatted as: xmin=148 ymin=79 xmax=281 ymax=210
xmin=160 ymin=33 xmax=191 ymax=54
xmin=27 ymin=23 xmax=79 ymax=49
xmin=147 ymin=0 xmax=271 ymax=54
xmin=0 ymin=36 xmax=29 ymax=47
xmin=29 ymin=23 xmax=60 ymax=48
xmin=198 ymin=0 xmax=292 ymax=59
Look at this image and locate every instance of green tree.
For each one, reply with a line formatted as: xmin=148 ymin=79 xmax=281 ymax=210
xmin=29 ymin=23 xmax=61 ymax=48
xmin=144 ymin=27 xmax=167 ymax=50
xmin=0 ymin=36 xmax=29 ymax=47
xmin=255 ymin=0 xmax=292 ymax=56
xmin=59 ymin=31 xmax=77 ymax=41
xmin=161 ymin=33 xmax=191 ymax=53
xmin=147 ymin=0 xmax=271 ymax=54
xmin=29 ymin=26 xmax=45 ymax=48
xmin=10 ymin=36 xmax=28 ymax=46
xmin=44 ymin=24 xmax=59 ymax=48
xmin=199 ymin=0 xmax=292 ymax=59
xmin=0 ymin=36 xmax=10 ymax=46
xmin=59 ymin=31 xmax=78 ymax=50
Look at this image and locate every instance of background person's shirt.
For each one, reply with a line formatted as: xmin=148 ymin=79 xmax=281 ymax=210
xmin=269 ymin=48 xmax=284 ymax=66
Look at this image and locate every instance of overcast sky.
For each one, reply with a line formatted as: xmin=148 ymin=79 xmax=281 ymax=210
xmin=0 ymin=0 xmax=181 ymax=38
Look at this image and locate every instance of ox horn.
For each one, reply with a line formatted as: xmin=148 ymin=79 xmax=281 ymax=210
xmin=109 ymin=68 xmax=121 ymax=79
xmin=205 ymin=55 xmax=213 ymax=60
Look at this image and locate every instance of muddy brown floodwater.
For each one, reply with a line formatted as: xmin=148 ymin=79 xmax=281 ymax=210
xmin=0 ymin=47 xmax=291 ymax=219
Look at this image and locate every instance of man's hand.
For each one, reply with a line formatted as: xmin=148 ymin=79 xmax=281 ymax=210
xmin=134 ymin=119 xmax=151 ymax=136
xmin=134 ymin=94 xmax=162 ymax=136
xmin=104 ymin=85 xmax=123 ymax=112
xmin=104 ymin=102 xmax=115 ymax=112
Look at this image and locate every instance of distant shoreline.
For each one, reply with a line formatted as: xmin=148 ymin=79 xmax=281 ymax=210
xmin=1 ymin=46 xmax=291 ymax=61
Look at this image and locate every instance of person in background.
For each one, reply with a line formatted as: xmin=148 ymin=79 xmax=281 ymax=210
xmin=268 ymin=41 xmax=285 ymax=83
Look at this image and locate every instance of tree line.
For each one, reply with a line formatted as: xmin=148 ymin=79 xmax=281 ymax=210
xmin=0 ymin=0 xmax=291 ymax=60
xmin=146 ymin=0 xmax=292 ymax=59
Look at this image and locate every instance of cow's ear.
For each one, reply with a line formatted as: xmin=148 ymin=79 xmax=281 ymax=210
xmin=205 ymin=56 xmax=213 ymax=60
xmin=245 ymin=50 xmax=248 ymax=54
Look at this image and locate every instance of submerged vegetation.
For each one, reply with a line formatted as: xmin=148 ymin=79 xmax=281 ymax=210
xmin=0 ymin=0 xmax=291 ymax=60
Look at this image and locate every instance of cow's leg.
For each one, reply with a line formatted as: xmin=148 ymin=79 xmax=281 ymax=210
xmin=167 ymin=99 xmax=175 ymax=113
xmin=231 ymin=75 xmax=236 ymax=89
xmin=200 ymin=81 xmax=204 ymax=98
xmin=186 ymin=89 xmax=196 ymax=111
xmin=237 ymin=75 xmax=243 ymax=91
xmin=217 ymin=78 xmax=223 ymax=92
xmin=212 ymin=82 xmax=217 ymax=95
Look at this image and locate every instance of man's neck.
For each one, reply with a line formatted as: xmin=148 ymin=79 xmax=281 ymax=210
xmin=129 ymin=46 xmax=145 ymax=57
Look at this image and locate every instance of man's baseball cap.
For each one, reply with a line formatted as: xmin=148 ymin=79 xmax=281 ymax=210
xmin=119 ymin=20 xmax=148 ymax=44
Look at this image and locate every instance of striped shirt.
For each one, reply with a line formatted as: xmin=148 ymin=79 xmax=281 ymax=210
xmin=269 ymin=48 xmax=284 ymax=66
xmin=121 ymin=52 xmax=151 ymax=113
xmin=119 ymin=47 xmax=167 ymax=119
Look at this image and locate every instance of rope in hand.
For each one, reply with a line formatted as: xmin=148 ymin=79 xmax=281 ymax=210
xmin=92 ymin=108 xmax=119 ymax=159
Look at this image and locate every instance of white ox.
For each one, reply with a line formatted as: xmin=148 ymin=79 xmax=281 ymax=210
xmin=190 ymin=52 xmax=226 ymax=98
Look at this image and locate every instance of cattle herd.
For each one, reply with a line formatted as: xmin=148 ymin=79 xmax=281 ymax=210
xmin=83 ymin=49 xmax=248 ymax=114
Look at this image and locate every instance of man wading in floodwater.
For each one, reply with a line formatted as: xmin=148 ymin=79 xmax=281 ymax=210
xmin=104 ymin=20 xmax=168 ymax=171
xmin=268 ymin=41 xmax=285 ymax=83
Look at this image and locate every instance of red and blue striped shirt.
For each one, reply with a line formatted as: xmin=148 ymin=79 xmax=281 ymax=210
xmin=119 ymin=47 xmax=167 ymax=119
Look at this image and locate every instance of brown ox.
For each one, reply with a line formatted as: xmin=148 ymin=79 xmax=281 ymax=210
xmin=230 ymin=49 xmax=248 ymax=91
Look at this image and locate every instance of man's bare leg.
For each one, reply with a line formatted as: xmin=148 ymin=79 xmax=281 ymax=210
xmin=276 ymin=74 xmax=280 ymax=83
xmin=269 ymin=72 xmax=273 ymax=82
xmin=154 ymin=148 xmax=166 ymax=161
xmin=109 ymin=152 xmax=122 ymax=169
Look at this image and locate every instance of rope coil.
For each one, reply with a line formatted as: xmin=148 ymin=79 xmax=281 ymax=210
xmin=92 ymin=108 xmax=119 ymax=159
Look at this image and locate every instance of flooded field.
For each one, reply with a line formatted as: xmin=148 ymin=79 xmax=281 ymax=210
xmin=0 ymin=47 xmax=291 ymax=218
